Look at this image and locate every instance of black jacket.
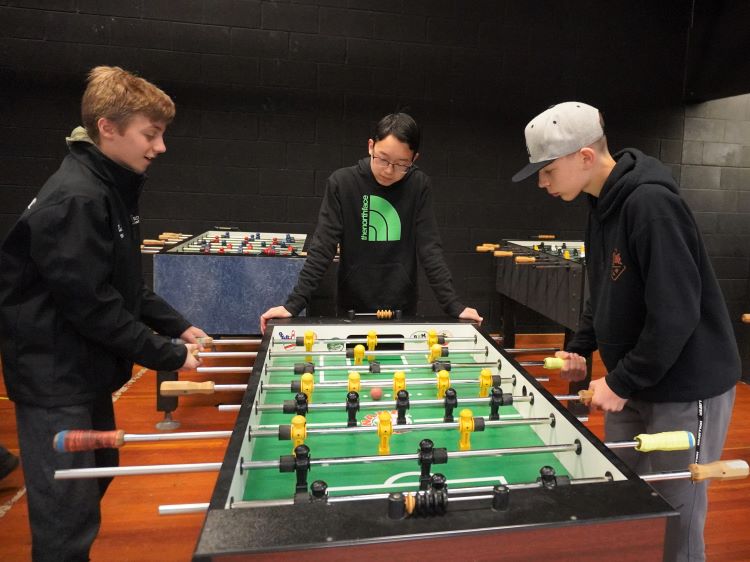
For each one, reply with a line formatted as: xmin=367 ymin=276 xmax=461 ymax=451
xmin=567 ymin=148 xmax=740 ymax=402
xmin=285 ymin=158 xmax=464 ymax=316
xmin=0 ymin=139 xmax=190 ymax=407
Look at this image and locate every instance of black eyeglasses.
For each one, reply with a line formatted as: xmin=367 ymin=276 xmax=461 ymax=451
xmin=371 ymin=154 xmax=412 ymax=174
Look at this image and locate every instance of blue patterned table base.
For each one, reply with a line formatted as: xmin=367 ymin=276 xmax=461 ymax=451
xmin=154 ymin=254 xmax=306 ymax=334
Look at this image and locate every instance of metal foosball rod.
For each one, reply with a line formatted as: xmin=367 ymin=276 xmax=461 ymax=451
xmin=241 ymin=458 xmax=748 ymax=512
xmin=261 ymin=376 xmax=516 ymax=391
xmin=159 ymin=458 xmax=748 ymax=516
xmin=264 ymin=360 xmax=499 ymax=373
xmin=52 ymin=429 xmax=232 ymax=452
xmin=55 ymin=441 xmax=582 ymax=479
xmin=266 ymin=371 xmax=550 ymax=384
xmin=264 ymin=356 xmax=561 ymax=374
xmin=267 ymin=346 xmax=486 ymax=359
xmin=197 ymin=366 xmax=252 ymax=374
xmin=271 ymin=334 xmax=478 ymax=347
xmin=248 ymin=414 xmax=555 ymax=439
xmin=195 ymin=351 xmax=257 ymax=359
xmin=215 ymin=388 xmax=584 ymax=413
xmin=54 ymin=432 xmax=732 ymax=480
xmin=257 ymin=395 xmax=523 ymax=412
xmin=504 ymin=347 xmax=560 ymax=354
xmin=194 ymin=336 xmax=262 ymax=347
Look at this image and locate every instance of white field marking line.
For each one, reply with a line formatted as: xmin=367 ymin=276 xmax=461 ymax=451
xmin=112 ymin=366 xmax=148 ymax=403
xmin=0 ymin=486 xmax=27 ymax=520
xmin=319 ymin=355 xmax=325 ymax=383
xmin=414 ymin=414 xmax=523 ymax=423
xmin=325 ymin=474 xmax=509 ymax=493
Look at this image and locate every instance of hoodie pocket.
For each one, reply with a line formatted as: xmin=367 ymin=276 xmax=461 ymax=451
xmin=342 ymin=262 xmax=415 ymax=309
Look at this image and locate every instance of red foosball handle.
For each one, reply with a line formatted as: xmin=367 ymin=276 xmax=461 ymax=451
xmin=53 ymin=429 xmax=126 ymax=452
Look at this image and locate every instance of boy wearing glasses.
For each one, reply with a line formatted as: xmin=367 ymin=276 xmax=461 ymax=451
xmin=261 ymin=112 xmax=482 ymax=331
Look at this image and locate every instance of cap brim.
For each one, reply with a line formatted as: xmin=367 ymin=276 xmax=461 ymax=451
xmin=511 ymin=159 xmax=554 ymax=183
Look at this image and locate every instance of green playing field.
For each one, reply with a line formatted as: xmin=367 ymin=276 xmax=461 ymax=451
xmin=243 ymin=348 xmax=569 ymax=501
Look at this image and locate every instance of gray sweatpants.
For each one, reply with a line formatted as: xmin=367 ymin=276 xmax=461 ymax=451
xmin=605 ymin=386 xmax=736 ymax=562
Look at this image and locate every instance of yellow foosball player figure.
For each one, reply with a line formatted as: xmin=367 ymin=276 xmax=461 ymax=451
xmin=513 ymin=101 xmax=741 ymax=562
xmin=259 ymin=112 xmax=482 ymax=332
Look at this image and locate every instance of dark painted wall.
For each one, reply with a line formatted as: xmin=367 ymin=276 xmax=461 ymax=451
xmin=0 ymin=1 xmax=747 ymax=371
xmin=685 ymin=0 xmax=750 ymax=102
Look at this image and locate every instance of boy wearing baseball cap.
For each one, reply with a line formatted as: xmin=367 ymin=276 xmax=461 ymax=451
xmin=513 ymin=102 xmax=739 ymax=561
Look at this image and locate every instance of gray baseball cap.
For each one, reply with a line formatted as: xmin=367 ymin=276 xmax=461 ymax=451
xmin=512 ymin=102 xmax=603 ymax=182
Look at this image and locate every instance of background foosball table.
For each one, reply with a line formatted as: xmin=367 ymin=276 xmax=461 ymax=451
xmin=492 ymin=239 xmax=587 ymax=349
xmin=153 ymin=230 xmax=310 ymax=334
xmin=193 ymin=319 xmax=676 ymax=561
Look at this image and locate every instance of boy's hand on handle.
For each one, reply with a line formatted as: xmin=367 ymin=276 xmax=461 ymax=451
xmin=459 ymin=307 xmax=483 ymax=325
xmin=180 ymin=325 xmax=209 ymax=348
xmin=554 ymin=350 xmax=587 ymax=381
xmin=180 ymin=343 xmax=201 ymax=371
xmin=260 ymin=305 xmax=292 ymax=334
xmin=588 ymin=377 xmax=628 ymax=412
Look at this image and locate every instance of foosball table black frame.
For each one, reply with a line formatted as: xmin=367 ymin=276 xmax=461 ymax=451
xmin=192 ymin=317 xmax=677 ymax=561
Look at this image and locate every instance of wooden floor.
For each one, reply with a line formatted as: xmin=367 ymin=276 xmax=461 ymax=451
xmin=1 ymin=333 xmax=749 ymax=561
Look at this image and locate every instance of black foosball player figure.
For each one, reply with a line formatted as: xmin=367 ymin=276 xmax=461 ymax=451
xmin=259 ymin=112 xmax=482 ymax=333
xmin=442 ymin=388 xmax=458 ymax=422
xmin=395 ymin=389 xmax=410 ymax=425
xmin=345 ymin=391 xmax=360 ymax=427
xmin=279 ymin=444 xmax=312 ymax=502
xmin=512 ymin=101 xmax=740 ymax=562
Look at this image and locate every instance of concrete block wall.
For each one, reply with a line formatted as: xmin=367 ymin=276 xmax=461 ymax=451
xmin=681 ymin=94 xmax=750 ymax=377
xmin=1 ymin=1 xmax=747 ymax=367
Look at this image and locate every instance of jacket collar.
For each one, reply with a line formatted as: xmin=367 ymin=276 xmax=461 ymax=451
xmin=66 ymin=127 xmax=146 ymax=210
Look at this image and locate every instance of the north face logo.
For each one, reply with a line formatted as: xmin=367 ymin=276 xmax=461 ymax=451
xmin=360 ymin=195 xmax=401 ymax=242
xmin=611 ymin=248 xmax=626 ymax=281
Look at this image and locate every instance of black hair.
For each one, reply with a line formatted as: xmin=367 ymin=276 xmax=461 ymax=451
xmin=373 ymin=113 xmax=420 ymax=153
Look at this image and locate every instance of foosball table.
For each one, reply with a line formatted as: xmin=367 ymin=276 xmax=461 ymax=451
xmin=193 ymin=318 xmax=677 ymax=560
xmin=152 ymin=230 xmax=310 ymax=334
xmin=486 ymin=239 xmax=587 ymax=348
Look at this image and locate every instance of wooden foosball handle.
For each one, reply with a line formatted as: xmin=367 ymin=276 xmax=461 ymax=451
xmin=475 ymin=243 xmax=499 ymax=252
xmin=742 ymin=314 xmax=750 ymax=324
xmin=578 ymin=389 xmax=593 ymax=405
xmin=53 ymin=429 xmax=126 ymax=452
xmin=493 ymin=250 xmax=513 ymax=257
xmin=197 ymin=336 xmax=214 ymax=347
xmin=160 ymin=381 xmax=215 ymax=396
xmin=142 ymin=239 xmax=165 ymax=246
xmin=515 ymin=256 xmax=536 ymax=264
xmin=689 ymin=460 xmax=749 ymax=482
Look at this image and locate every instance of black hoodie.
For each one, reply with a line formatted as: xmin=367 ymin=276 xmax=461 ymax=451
xmin=0 ymin=139 xmax=190 ymax=407
xmin=285 ymin=158 xmax=464 ymax=316
xmin=567 ymin=148 xmax=740 ymax=402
